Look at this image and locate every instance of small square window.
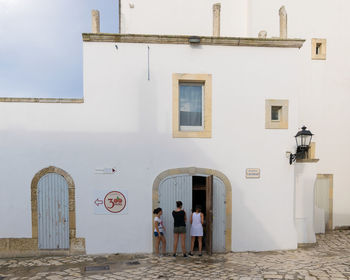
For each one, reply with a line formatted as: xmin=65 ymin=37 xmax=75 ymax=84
xmin=312 ymin=38 xmax=326 ymax=60
xmin=265 ymin=100 xmax=288 ymax=129
xmin=315 ymin=43 xmax=322 ymax=55
xmin=271 ymin=106 xmax=282 ymax=121
xmin=173 ymin=74 xmax=212 ymax=138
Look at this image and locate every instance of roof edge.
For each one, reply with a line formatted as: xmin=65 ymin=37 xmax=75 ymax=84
xmin=82 ymin=33 xmax=305 ymax=48
xmin=0 ymin=98 xmax=84 ymax=104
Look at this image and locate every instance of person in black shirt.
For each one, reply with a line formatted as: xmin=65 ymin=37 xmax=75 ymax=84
xmin=172 ymin=201 xmax=187 ymax=257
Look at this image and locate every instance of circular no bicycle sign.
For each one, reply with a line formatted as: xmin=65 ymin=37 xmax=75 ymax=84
xmin=104 ymin=191 xmax=127 ymax=213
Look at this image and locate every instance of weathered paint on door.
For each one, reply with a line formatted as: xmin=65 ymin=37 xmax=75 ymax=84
xmin=37 ymin=173 xmax=69 ymax=249
xmin=213 ymin=176 xmax=226 ymax=252
xmin=206 ymin=175 xmax=213 ymax=255
xmin=159 ymin=175 xmax=192 ymax=253
xmin=158 ymin=174 xmax=226 ymax=253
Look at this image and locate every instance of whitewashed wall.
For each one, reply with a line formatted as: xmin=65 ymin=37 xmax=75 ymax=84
xmin=120 ymin=0 xmax=350 ymax=231
xmin=120 ymin=0 xmax=248 ymax=37
xmin=248 ymin=0 xmax=350 ymax=229
xmin=0 ymin=41 xmax=303 ymax=253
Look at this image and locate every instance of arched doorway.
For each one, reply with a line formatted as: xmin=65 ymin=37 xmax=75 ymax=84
xmin=152 ymin=167 xmax=232 ymax=253
xmin=31 ymin=166 xmax=76 ymax=250
xmin=37 ymin=173 xmax=69 ymax=249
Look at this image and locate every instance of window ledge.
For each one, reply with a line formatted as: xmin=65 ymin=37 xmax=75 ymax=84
xmin=296 ymin=159 xmax=320 ymax=163
xmin=173 ymin=131 xmax=212 ymax=138
xmin=83 ymin=33 xmax=305 ymax=49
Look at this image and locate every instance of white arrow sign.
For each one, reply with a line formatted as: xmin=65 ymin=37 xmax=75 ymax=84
xmin=95 ymin=168 xmax=117 ymax=174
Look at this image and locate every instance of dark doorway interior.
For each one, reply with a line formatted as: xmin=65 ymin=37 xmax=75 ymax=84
xmin=192 ymin=176 xmax=207 ymax=251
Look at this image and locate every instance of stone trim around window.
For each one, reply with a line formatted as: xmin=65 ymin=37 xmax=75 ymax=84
xmin=172 ymin=73 xmax=212 ymax=138
xmin=265 ymin=99 xmax=289 ymax=129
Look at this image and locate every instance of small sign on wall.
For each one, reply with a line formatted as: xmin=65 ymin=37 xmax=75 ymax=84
xmin=94 ymin=189 xmax=128 ymax=215
xmin=246 ymin=168 xmax=260 ymax=179
xmin=95 ymin=168 xmax=117 ymax=174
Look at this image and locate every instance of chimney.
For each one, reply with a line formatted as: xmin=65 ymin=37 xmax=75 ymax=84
xmin=92 ymin=10 xmax=100 ymax=33
xmin=279 ymin=6 xmax=287 ymax=39
xmin=213 ymin=3 xmax=221 ymax=37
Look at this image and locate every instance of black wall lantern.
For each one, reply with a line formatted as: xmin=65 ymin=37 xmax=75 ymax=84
xmin=289 ymin=126 xmax=313 ymax=164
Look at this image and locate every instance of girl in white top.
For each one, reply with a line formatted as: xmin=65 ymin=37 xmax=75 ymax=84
xmin=189 ymin=205 xmax=204 ymax=256
xmin=153 ymin=207 xmax=166 ymax=256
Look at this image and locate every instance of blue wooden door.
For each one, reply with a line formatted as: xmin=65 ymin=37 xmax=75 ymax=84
xmin=213 ymin=176 xmax=226 ymax=252
xmin=37 ymin=173 xmax=69 ymax=249
xmin=159 ymin=175 xmax=192 ymax=253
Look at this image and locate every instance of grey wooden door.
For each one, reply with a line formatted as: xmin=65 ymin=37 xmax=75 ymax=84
xmin=213 ymin=176 xmax=226 ymax=252
xmin=37 ymin=173 xmax=69 ymax=249
xmin=206 ymin=175 xmax=213 ymax=255
xmin=159 ymin=175 xmax=192 ymax=253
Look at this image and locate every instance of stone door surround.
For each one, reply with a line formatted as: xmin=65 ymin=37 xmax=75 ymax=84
xmin=31 ymin=166 xmax=76 ymax=240
xmin=0 ymin=166 xmax=85 ymax=257
xmin=152 ymin=167 xmax=232 ymax=252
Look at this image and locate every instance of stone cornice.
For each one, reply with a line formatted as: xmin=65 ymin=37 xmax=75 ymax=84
xmin=0 ymin=98 xmax=84 ymax=103
xmin=82 ymin=33 xmax=305 ymax=48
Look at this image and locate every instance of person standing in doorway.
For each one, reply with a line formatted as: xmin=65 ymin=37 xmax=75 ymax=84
xmin=153 ymin=207 xmax=166 ymax=256
xmin=172 ymin=201 xmax=187 ymax=257
xmin=189 ymin=205 xmax=204 ymax=256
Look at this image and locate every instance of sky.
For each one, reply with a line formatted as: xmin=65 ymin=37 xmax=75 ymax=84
xmin=0 ymin=0 xmax=118 ymax=98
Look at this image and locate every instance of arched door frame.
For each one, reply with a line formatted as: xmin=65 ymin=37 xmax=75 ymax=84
xmin=31 ymin=166 xmax=76 ymax=243
xmin=152 ymin=167 xmax=232 ymax=252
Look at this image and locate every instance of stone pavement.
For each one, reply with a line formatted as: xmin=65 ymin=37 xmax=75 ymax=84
xmin=1 ymin=230 xmax=350 ymax=280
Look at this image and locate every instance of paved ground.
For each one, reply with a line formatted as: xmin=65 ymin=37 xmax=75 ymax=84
xmin=1 ymin=230 xmax=350 ymax=280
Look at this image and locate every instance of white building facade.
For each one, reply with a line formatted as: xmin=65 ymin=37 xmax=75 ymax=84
xmin=0 ymin=0 xmax=349 ymax=256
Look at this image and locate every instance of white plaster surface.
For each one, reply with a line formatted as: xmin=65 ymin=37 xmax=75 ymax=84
xmin=120 ymin=0 xmax=350 ymax=236
xmin=2 ymin=0 xmax=350 ymax=254
xmin=0 ymin=42 xmax=302 ymax=254
xmin=248 ymin=0 xmax=350 ymax=228
xmin=120 ymin=0 xmax=248 ymax=37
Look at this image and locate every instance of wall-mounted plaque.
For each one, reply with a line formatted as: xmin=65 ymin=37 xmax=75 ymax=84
xmin=246 ymin=168 xmax=260 ymax=179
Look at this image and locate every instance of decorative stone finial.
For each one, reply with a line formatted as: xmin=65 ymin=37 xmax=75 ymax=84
xmin=258 ymin=31 xmax=267 ymax=39
xmin=279 ymin=6 xmax=287 ymax=39
xmin=279 ymin=6 xmax=287 ymax=16
xmin=92 ymin=10 xmax=100 ymax=33
xmin=213 ymin=3 xmax=221 ymax=37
